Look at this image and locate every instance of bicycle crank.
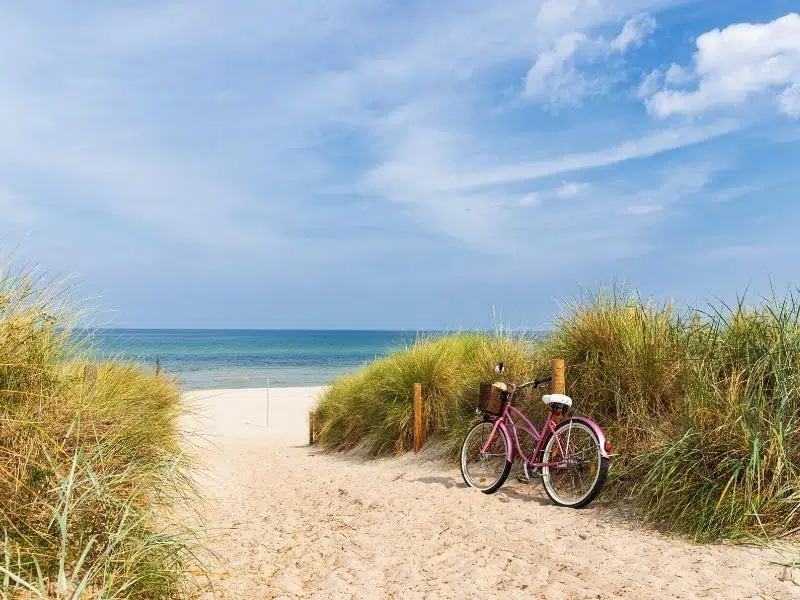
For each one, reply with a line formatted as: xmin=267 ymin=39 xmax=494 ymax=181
xmin=519 ymin=462 xmax=542 ymax=483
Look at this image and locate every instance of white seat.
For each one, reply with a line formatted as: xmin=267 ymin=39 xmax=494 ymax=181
xmin=542 ymin=393 xmax=572 ymax=408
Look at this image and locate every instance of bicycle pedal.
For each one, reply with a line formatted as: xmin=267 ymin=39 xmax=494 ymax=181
xmin=516 ymin=475 xmax=531 ymax=484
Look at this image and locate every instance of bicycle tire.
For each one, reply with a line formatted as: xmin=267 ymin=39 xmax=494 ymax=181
xmin=541 ymin=419 xmax=608 ymax=508
xmin=460 ymin=421 xmax=512 ymax=494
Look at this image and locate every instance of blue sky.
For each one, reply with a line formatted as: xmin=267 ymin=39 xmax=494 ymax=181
xmin=1 ymin=1 xmax=799 ymax=329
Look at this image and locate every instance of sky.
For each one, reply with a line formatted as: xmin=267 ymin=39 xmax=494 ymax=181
xmin=1 ymin=1 xmax=799 ymax=329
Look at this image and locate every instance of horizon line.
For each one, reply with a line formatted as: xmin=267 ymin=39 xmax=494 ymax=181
xmin=75 ymin=326 xmax=554 ymax=332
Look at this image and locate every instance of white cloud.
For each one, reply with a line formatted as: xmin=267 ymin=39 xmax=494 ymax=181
xmin=610 ymin=13 xmax=657 ymax=52
xmin=644 ymin=12 xmax=800 ymax=118
xmin=556 ymin=181 xmax=590 ymax=197
xmin=638 ymin=63 xmax=694 ymax=101
xmin=535 ymin=0 xmax=589 ymax=30
xmin=524 ymin=12 xmax=657 ymax=107
xmin=637 ymin=69 xmax=663 ymax=99
xmin=779 ymin=83 xmax=800 ymax=117
xmin=665 ymin=63 xmax=694 ymax=85
xmin=362 ymin=109 xmax=730 ymax=258
xmin=711 ymin=185 xmax=758 ymax=202
xmin=0 ymin=0 xmax=727 ymax=280
xmin=523 ymin=32 xmax=591 ymax=105
xmin=444 ymin=120 xmax=737 ymax=191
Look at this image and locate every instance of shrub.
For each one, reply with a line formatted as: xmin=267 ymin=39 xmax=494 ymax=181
xmin=0 ymin=268 xmax=200 ymax=598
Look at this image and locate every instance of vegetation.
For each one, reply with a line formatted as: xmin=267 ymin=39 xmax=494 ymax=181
xmin=315 ymin=286 xmax=800 ymax=541
xmin=314 ymin=333 xmax=548 ymax=458
xmin=0 ymin=269 xmax=200 ymax=598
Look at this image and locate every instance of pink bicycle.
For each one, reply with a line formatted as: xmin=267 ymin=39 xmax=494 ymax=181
xmin=460 ymin=362 xmax=612 ymax=507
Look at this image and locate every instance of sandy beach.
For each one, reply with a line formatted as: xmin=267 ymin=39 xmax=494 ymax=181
xmin=185 ymin=386 xmax=798 ymax=600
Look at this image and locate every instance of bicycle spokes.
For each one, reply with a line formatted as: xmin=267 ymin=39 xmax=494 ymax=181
xmin=544 ymin=423 xmax=602 ymax=505
xmin=460 ymin=421 xmax=511 ymax=492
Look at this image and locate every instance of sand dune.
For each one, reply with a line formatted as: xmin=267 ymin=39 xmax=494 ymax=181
xmin=185 ymin=387 xmax=798 ymax=599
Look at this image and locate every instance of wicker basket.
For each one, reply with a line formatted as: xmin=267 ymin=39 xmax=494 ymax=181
xmin=478 ymin=382 xmax=506 ymax=416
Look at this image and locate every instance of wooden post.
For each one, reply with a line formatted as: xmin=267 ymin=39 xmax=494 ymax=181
xmin=155 ymin=357 xmax=161 ymax=376
xmin=309 ymin=410 xmax=315 ymax=445
xmin=413 ymin=383 xmax=423 ymax=454
xmin=552 ymin=358 xmax=566 ymax=395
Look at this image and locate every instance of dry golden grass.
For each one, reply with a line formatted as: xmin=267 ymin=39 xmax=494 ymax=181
xmin=0 ymin=268 xmax=201 ymax=598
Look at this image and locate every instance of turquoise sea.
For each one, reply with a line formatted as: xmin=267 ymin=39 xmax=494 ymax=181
xmin=90 ymin=329 xmax=425 ymax=390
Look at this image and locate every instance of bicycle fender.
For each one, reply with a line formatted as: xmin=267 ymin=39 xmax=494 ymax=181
xmin=494 ymin=421 xmax=514 ymax=462
xmin=565 ymin=416 xmax=612 ymax=459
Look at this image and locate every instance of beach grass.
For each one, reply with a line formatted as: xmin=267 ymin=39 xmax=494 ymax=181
xmin=629 ymin=292 xmax=800 ymax=540
xmin=315 ymin=286 xmax=800 ymax=541
xmin=0 ymin=268 xmax=201 ymax=598
xmin=314 ymin=333 xmax=550 ymax=457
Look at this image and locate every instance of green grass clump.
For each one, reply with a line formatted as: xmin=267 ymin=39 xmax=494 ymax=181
xmin=546 ymin=286 xmax=691 ymax=465
xmin=631 ymin=296 xmax=800 ymax=540
xmin=315 ymin=286 xmax=800 ymax=541
xmin=314 ymin=333 xmax=547 ymax=457
xmin=0 ymin=269 xmax=200 ymax=598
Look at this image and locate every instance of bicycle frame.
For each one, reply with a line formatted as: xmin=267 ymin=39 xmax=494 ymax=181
xmin=480 ymin=401 xmax=611 ymax=467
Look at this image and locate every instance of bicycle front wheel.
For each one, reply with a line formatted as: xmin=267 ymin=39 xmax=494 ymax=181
xmin=460 ymin=421 xmax=512 ymax=494
xmin=541 ymin=419 xmax=608 ymax=508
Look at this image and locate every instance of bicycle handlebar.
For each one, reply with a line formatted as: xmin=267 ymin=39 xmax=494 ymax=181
xmin=516 ymin=376 xmax=552 ymax=390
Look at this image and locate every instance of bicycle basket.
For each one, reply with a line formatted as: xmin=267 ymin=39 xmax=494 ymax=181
xmin=478 ymin=382 xmax=506 ymax=416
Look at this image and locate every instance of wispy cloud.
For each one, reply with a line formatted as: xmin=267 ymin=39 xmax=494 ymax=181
xmin=610 ymin=13 xmax=657 ymax=52
xmin=432 ymin=120 xmax=739 ymax=191
xmin=523 ymin=12 xmax=658 ymax=107
xmin=556 ymin=182 xmax=591 ymax=197
xmin=1 ymin=0 xmax=798 ymax=327
xmin=523 ymin=32 xmax=594 ymax=106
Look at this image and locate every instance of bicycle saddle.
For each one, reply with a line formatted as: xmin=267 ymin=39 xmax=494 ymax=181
xmin=542 ymin=393 xmax=572 ymax=408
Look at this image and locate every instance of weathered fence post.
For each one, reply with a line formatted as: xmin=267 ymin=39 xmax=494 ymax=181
xmin=155 ymin=357 xmax=161 ymax=376
xmin=552 ymin=358 xmax=566 ymax=394
xmin=309 ymin=410 xmax=316 ymax=445
xmin=413 ymin=383 xmax=424 ymax=453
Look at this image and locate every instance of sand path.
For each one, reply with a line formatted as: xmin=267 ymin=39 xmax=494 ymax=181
xmin=186 ymin=387 xmax=798 ymax=600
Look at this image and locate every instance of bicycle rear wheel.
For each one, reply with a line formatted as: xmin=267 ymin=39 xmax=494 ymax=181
xmin=460 ymin=421 xmax=512 ymax=494
xmin=541 ymin=419 xmax=608 ymax=508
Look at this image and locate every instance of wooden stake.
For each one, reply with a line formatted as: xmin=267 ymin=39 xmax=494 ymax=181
xmin=155 ymin=357 xmax=161 ymax=376
xmin=309 ymin=410 xmax=315 ymax=445
xmin=552 ymin=358 xmax=566 ymax=395
xmin=413 ymin=383 xmax=423 ymax=454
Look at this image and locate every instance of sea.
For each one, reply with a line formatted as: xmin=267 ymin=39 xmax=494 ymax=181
xmin=88 ymin=329 xmax=428 ymax=390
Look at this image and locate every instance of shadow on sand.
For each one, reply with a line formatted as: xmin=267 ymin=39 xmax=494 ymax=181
xmin=410 ymin=474 xmax=556 ymax=506
xmin=301 ymin=446 xmax=639 ymax=527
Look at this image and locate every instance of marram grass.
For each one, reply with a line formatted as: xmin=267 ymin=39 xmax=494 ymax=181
xmin=316 ymin=287 xmax=800 ymax=541
xmin=629 ymin=294 xmax=800 ymax=540
xmin=314 ymin=333 xmax=550 ymax=458
xmin=0 ymin=268 xmax=202 ymax=598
